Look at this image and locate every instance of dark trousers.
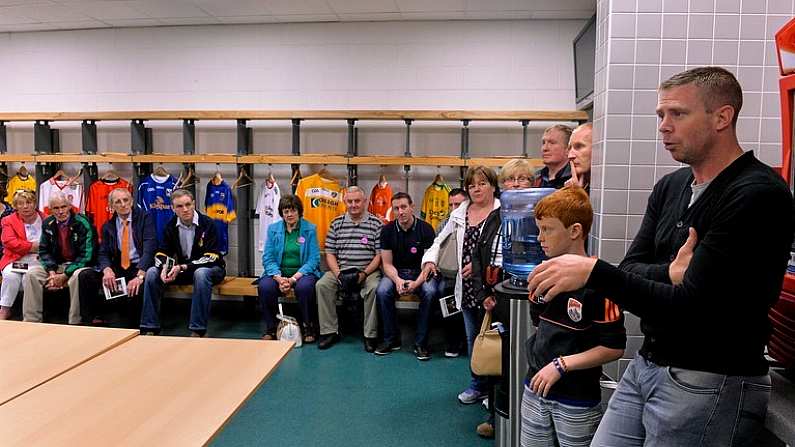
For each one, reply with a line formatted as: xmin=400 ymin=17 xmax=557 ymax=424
xmin=258 ymin=274 xmax=318 ymax=334
xmin=78 ymin=265 xmax=141 ymax=327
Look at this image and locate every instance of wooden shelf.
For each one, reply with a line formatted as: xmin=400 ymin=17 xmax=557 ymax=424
xmin=236 ymin=154 xmax=349 ymax=165
xmin=466 ymin=157 xmax=544 ymax=168
xmin=0 ymin=109 xmax=588 ymax=123
xmin=0 ymin=154 xmax=36 ymax=162
xmin=350 ymin=155 xmax=466 ymax=166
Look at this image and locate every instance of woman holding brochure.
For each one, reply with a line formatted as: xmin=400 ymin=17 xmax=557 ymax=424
xmin=0 ymin=190 xmax=44 ymax=319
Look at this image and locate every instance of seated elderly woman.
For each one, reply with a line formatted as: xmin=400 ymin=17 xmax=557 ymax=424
xmin=0 ymin=190 xmax=44 ymax=319
xmin=259 ymin=194 xmax=321 ymax=343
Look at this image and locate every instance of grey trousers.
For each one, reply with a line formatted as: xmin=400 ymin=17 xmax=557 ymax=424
xmin=23 ymin=264 xmax=90 ymax=325
xmin=316 ymin=270 xmax=380 ymax=338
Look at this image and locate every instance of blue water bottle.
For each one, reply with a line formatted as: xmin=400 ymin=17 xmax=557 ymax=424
xmin=500 ymin=188 xmax=556 ymax=288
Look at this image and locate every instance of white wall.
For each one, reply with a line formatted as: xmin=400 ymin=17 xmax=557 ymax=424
xmin=0 ymin=19 xmax=585 ymax=275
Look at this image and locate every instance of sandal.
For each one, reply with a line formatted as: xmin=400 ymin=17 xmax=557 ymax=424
xmin=303 ymin=324 xmax=316 ymax=344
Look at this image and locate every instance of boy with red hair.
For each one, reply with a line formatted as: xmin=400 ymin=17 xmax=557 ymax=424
xmin=521 ymin=186 xmax=625 ymax=447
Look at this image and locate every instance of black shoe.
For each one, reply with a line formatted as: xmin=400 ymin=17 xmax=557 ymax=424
xmin=318 ymin=333 xmax=340 ymax=350
xmin=374 ymin=340 xmax=402 ymax=355
xmin=364 ymin=337 xmax=378 ymax=353
xmin=414 ymin=345 xmax=431 ymax=361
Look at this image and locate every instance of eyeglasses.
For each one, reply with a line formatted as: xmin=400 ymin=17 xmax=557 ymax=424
xmin=504 ymin=176 xmax=531 ymax=185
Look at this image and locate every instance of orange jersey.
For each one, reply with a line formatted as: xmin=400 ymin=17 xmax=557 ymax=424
xmin=294 ymin=173 xmax=346 ymax=249
xmin=368 ymin=182 xmax=393 ymax=223
xmin=85 ymin=178 xmax=132 ymax=241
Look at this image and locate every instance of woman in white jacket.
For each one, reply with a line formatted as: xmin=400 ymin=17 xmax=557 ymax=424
xmin=422 ymin=165 xmax=500 ymax=405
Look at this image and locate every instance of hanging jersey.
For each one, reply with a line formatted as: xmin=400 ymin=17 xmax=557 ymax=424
xmin=421 ymin=182 xmax=451 ymax=230
xmin=5 ymin=174 xmax=36 ymax=204
xmin=255 ymin=180 xmax=282 ymax=252
xmin=368 ymin=182 xmax=393 ymax=223
xmin=38 ymin=178 xmax=82 ymax=215
xmin=205 ymin=180 xmax=237 ymax=255
xmin=137 ymin=173 xmax=176 ymax=245
xmin=294 ymin=173 xmax=346 ymax=249
xmin=85 ymin=178 xmax=132 ymax=241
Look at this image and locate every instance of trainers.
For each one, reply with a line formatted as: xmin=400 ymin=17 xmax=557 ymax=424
xmin=374 ymin=340 xmax=401 ymax=355
xmin=414 ymin=345 xmax=431 ymax=361
xmin=482 ymin=397 xmax=489 ymax=410
xmin=444 ymin=349 xmax=459 ymax=358
xmin=476 ymin=422 xmax=495 ymax=439
xmin=457 ymin=387 xmax=487 ymax=404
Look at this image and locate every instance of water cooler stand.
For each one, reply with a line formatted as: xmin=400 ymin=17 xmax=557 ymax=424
xmin=494 ymin=280 xmax=535 ymax=447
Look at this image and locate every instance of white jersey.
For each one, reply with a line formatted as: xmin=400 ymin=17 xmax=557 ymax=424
xmin=255 ymin=180 xmax=282 ymax=252
xmin=38 ymin=177 xmax=82 ymax=215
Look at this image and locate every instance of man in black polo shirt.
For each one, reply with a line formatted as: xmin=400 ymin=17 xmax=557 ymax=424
xmin=532 ymin=124 xmax=573 ymax=189
xmin=528 ymin=67 xmax=795 ymax=445
xmin=375 ymin=192 xmax=438 ymax=360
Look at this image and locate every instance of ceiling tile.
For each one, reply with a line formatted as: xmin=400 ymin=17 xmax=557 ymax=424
xmin=396 ymin=0 xmax=465 ymax=12
xmin=0 ymin=0 xmax=53 ymax=5
xmin=10 ymin=4 xmax=88 ymax=22
xmin=326 ymin=0 xmax=398 ymax=14
xmin=70 ymin=1 xmax=146 ymax=20
xmin=337 ymin=12 xmax=402 ymax=21
xmin=0 ymin=6 xmax=38 ymax=24
xmin=273 ymin=13 xmax=338 ymax=22
xmin=400 ymin=11 xmax=467 ymax=20
xmin=101 ymin=17 xmax=162 ymax=27
xmin=465 ymin=10 xmax=534 ymax=19
xmin=532 ymin=10 xmax=594 ymax=19
xmin=127 ymin=0 xmax=210 ymax=18
xmin=262 ymin=0 xmax=332 ymax=15
xmin=53 ymin=19 xmax=110 ymax=29
xmin=217 ymin=15 xmax=278 ymax=24
xmin=158 ymin=17 xmax=222 ymax=26
xmin=0 ymin=23 xmax=60 ymax=31
xmin=193 ymin=0 xmax=271 ymax=17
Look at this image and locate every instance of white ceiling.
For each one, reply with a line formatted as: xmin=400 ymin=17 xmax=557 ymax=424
xmin=0 ymin=0 xmax=595 ymax=33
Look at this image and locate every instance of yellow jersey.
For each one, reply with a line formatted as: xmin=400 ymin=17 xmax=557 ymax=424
xmin=5 ymin=174 xmax=36 ymax=204
xmin=294 ymin=173 xmax=346 ymax=249
xmin=420 ymin=182 xmax=451 ymax=230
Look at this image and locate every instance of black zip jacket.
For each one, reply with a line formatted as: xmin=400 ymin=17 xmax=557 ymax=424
xmin=154 ymin=212 xmax=225 ymax=274
xmin=98 ymin=207 xmax=157 ymax=273
xmin=587 ymin=151 xmax=794 ymax=376
xmin=39 ymin=211 xmax=97 ymax=277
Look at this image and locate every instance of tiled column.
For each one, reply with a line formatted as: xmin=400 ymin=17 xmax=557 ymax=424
xmin=592 ymin=0 xmax=793 ymax=263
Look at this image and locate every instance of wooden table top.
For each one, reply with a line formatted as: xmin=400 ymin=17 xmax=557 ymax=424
xmin=0 ymin=336 xmax=293 ymax=446
xmin=0 ymin=321 xmax=138 ymax=406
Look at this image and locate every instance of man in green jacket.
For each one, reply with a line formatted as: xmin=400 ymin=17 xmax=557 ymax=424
xmin=23 ymin=191 xmax=96 ymax=324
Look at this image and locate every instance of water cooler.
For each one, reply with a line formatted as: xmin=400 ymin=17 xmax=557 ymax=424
xmin=494 ymin=188 xmax=555 ymax=447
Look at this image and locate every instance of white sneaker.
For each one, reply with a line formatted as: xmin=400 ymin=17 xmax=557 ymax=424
xmin=482 ymin=397 xmax=489 ymax=410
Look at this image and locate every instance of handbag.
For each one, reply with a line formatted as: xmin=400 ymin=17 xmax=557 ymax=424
xmin=471 ymin=310 xmax=502 ymax=376
xmin=276 ymin=304 xmax=303 ymax=347
xmin=484 ymin=229 xmax=503 ymax=287
xmin=437 ymin=229 xmax=459 ymax=279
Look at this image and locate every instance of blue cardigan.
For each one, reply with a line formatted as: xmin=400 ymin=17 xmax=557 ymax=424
xmin=262 ymin=218 xmax=321 ymax=278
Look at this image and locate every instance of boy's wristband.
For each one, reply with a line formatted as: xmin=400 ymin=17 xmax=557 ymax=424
xmin=552 ymin=357 xmax=566 ymax=377
xmin=559 ymin=356 xmax=569 ymax=373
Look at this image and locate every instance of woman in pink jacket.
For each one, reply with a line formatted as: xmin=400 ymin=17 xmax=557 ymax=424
xmin=0 ymin=190 xmax=44 ymax=319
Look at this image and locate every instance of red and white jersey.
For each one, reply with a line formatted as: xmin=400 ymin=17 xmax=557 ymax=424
xmin=38 ymin=177 xmax=82 ymax=215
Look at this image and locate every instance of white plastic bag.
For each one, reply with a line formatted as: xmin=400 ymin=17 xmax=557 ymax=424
xmin=276 ymin=303 xmax=302 ymax=347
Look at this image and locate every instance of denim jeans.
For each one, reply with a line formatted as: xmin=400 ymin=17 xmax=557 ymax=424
xmin=462 ymin=306 xmax=489 ymax=392
xmin=258 ymin=274 xmax=317 ymax=333
xmin=592 ymin=353 xmax=771 ymax=447
xmin=140 ymin=265 xmax=225 ymax=333
xmin=376 ymin=269 xmax=437 ymax=347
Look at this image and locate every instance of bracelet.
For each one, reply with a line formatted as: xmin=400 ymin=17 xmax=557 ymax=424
xmin=558 ymin=356 xmax=569 ymax=373
xmin=552 ymin=357 xmax=566 ymax=377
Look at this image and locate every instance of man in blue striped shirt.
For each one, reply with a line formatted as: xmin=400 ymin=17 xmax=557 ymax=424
xmin=317 ymin=186 xmax=383 ymax=351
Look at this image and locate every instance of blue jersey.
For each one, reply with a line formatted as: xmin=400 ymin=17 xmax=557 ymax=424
xmin=205 ymin=180 xmax=236 ymax=255
xmin=137 ymin=174 xmax=176 ymax=245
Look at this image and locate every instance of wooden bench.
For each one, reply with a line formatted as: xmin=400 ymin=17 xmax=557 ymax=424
xmin=164 ymin=276 xmax=420 ymax=307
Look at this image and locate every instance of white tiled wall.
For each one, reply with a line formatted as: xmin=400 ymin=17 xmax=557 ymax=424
xmin=0 ymin=19 xmax=585 ymax=275
xmin=591 ymin=0 xmax=792 ymax=263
